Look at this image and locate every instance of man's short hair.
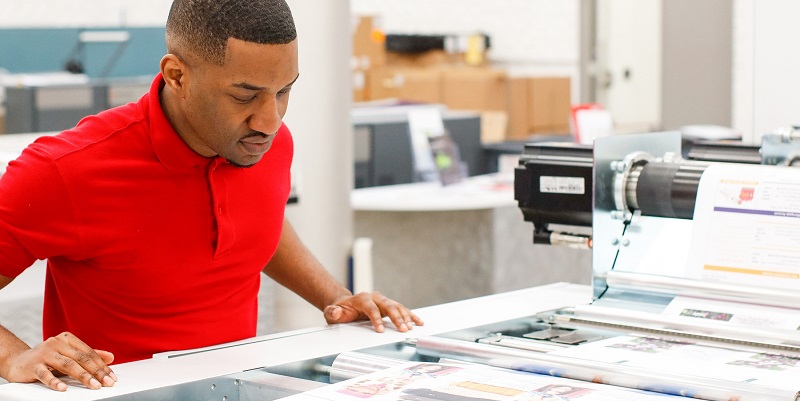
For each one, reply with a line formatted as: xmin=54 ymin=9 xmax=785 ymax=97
xmin=166 ymin=0 xmax=297 ymax=66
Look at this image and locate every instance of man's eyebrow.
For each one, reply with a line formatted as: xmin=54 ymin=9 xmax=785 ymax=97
xmin=231 ymin=82 xmax=266 ymax=91
xmin=283 ymin=73 xmax=300 ymax=89
xmin=231 ymin=74 xmax=299 ymax=91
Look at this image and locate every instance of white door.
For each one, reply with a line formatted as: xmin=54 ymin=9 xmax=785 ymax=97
xmin=595 ymin=0 xmax=662 ymax=134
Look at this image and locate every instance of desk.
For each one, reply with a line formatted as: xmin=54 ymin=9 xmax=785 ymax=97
xmin=0 ymin=282 xmax=591 ymax=400
xmin=351 ymin=174 xmax=592 ymax=309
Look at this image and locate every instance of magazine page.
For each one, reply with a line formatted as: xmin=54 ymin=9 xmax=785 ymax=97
xmin=280 ymin=361 xmax=684 ymax=401
xmin=549 ymin=334 xmax=800 ymax=390
xmin=686 ymin=163 xmax=800 ymax=290
xmin=661 ymin=296 xmax=800 ymax=330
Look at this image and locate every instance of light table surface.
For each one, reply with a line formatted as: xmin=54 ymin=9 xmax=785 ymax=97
xmin=0 ymin=282 xmax=592 ymax=400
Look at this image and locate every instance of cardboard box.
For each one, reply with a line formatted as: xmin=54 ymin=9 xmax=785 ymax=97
xmin=506 ymin=78 xmax=528 ymax=140
xmin=527 ymin=77 xmax=571 ymax=134
xmin=506 ymin=77 xmax=571 ymax=139
xmin=352 ymin=16 xmax=385 ymax=70
xmin=385 ymin=50 xmax=463 ymax=68
xmin=441 ymin=67 xmax=507 ymax=112
xmin=352 ymin=68 xmax=369 ymax=103
xmin=368 ymin=67 xmax=442 ymax=104
xmin=480 ymin=111 xmax=508 ymax=143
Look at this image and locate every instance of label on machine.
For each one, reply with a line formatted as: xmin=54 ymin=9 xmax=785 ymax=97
xmin=540 ymin=176 xmax=585 ymax=194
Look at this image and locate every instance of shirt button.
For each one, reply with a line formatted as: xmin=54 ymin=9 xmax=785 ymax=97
xmin=218 ymin=206 xmax=223 ymax=216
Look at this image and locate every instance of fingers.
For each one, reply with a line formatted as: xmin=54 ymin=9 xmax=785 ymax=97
xmin=323 ymin=305 xmax=344 ymax=323
xmin=96 ymin=349 xmax=116 ymax=366
xmin=371 ymin=292 xmax=423 ymax=332
xmin=35 ymin=332 xmax=116 ymax=390
xmin=408 ymin=310 xmax=425 ymax=327
xmin=326 ymin=292 xmax=423 ymax=333
xmin=375 ymin=294 xmax=409 ymax=332
xmin=95 ymin=350 xmax=118 ymax=382
xmin=354 ymin=292 xmax=386 ymax=333
xmin=34 ymin=366 xmax=67 ymax=392
xmin=390 ymin=308 xmax=424 ymax=331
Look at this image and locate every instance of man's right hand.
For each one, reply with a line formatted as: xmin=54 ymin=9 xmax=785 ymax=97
xmin=2 ymin=332 xmax=117 ymax=391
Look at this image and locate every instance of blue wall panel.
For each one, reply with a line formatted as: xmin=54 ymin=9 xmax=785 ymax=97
xmin=0 ymin=27 xmax=165 ymax=78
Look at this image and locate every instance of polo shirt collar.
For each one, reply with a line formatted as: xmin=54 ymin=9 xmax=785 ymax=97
xmin=145 ymin=73 xmax=214 ymax=170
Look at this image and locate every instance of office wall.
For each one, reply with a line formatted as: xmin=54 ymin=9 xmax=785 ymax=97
xmin=661 ymin=0 xmax=732 ymax=131
xmin=350 ymin=0 xmax=582 ymax=101
xmin=0 ymin=0 xmax=170 ymax=27
xmin=279 ymin=0 xmax=354 ymax=330
xmin=747 ymin=0 xmax=800 ymax=141
xmin=731 ymin=0 xmax=800 ymax=143
xmin=351 ymin=0 xmax=579 ymax=63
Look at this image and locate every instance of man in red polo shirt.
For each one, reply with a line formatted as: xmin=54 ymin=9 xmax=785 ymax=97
xmin=0 ymin=0 xmax=423 ymax=392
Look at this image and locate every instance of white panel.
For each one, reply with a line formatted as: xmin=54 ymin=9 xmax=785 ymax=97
xmin=750 ymin=0 xmax=800 ymax=143
xmin=35 ymin=87 xmax=93 ymax=110
xmin=731 ymin=0 xmax=754 ymax=142
xmin=598 ymin=0 xmax=661 ymax=133
xmin=277 ymin=0 xmax=354 ymax=331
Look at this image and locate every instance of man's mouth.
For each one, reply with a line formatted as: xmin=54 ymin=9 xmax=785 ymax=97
xmin=240 ymin=133 xmax=273 ymax=155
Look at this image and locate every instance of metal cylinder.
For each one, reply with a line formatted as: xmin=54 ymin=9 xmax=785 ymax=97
xmin=605 ymin=270 xmax=800 ymax=311
xmin=625 ymin=161 xmax=708 ymax=219
xmin=329 ymin=352 xmax=408 ymax=383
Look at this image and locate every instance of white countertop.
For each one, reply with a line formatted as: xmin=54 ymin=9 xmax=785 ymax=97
xmin=0 ymin=283 xmax=591 ymax=400
xmin=351 ymin=173 xmax=517 ymax=212
xmin=0 ymin=133 xmax=54 ymax=302
xmin=0 ymin=132 xmax=55 ymax=173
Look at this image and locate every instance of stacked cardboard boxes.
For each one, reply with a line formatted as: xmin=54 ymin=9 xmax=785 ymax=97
xmin=506 ymin=77 xmax=572 ymax=140
xmin=351 ymin=16 xmax=386 ymax=102
xmin=368 ymin=67 xmax=441 ymax=104
xmin=352 ymin=16 xmax=571 ymax=141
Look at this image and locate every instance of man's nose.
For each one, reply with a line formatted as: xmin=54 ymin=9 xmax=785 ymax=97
xmin=248 ymin=97 xmax=282 ymax=134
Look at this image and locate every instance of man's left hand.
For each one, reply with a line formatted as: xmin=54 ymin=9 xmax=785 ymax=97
xmin=323 ymin=292 xmax=424 ymax=332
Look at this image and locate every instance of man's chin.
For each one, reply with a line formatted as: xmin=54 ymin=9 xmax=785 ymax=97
xmin=230 ymin=141 xmax=272 ymax=167
xmin=225 ymin=152 xmax=265 ymax=168
xmin=226 ymin=157 xmax=260 ymax=168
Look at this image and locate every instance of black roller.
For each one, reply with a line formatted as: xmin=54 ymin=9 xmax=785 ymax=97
xmin=633 ymin=162 xmax=707 ymax=219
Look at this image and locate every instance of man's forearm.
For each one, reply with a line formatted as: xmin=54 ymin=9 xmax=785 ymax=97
xmin=0 ymin=324 xmax=32 ymax=380
xmin=263 ymin=219 xmax=352 ymax=311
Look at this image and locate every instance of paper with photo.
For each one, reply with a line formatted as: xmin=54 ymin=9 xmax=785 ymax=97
xmin=686 ymin=163 xmax=800 ymax=290
xmin=662 ymin=296 xmax=800 ymax=331
xmin=549 ymin=334 xmax=800 ymax=389
xmin=280 ymin=361 xmax=683 ymax=401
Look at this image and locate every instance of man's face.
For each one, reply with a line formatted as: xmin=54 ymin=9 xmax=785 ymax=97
xmin=546 ymin=386 xmax=574 ymax=395
xmin=179 ymin=38 xmax=299 ymax=167
xmin=414 ymin=365 xmax=442 ymax=373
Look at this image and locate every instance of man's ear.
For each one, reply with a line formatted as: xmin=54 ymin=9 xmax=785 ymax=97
xmin=160 ymin=54 xmax=189 ymax=97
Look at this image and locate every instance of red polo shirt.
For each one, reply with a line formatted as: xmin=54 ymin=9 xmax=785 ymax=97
xmin=0 ymin=75 xmax=293 ymax=363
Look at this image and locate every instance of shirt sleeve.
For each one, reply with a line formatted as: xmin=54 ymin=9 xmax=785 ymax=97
xmin=0 ymin=144 xmax=80 ymax=278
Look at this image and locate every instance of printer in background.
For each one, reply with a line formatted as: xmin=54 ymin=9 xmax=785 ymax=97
xmin=352 ymin=104 xmax=491 ymax=189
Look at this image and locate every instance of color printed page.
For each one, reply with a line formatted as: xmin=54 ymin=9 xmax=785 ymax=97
xmin=280 ymin=361 xmax=684 ymax=401
xmin=550 ymin=334 xmax=800 ymax=390
xmin=686 ymin=163 xmax=800 ymax=290
xmin=661 ymin=296 xmax=800 ymax=331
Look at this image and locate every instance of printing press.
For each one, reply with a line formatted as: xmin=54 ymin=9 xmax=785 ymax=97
xmin=1 ymin=131 xmax=799 ymax=401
